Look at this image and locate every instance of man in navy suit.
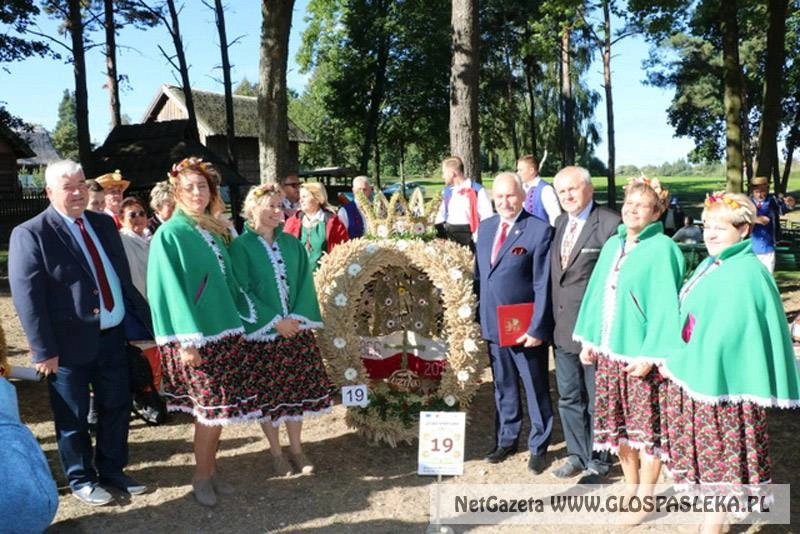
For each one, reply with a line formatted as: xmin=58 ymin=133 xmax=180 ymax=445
xmin=475 ymin=172 xmax=554 ymax=474
xmin=9 ymin=160 xmax=152 ymax=506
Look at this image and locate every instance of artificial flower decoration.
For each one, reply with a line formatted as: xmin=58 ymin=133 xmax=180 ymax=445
xmin=333 ymin=337 xmax=347 ymax=349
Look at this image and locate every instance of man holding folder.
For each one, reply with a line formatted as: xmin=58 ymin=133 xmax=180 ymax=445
xmin=475 ymin=172 xmax=554 ymax=474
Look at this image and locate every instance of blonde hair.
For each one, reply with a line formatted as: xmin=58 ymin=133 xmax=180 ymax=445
xmin=149 ymin=180 xmax=174 ymax=211
xmin=702 ymin=192 xmax=755 ymax=227
xmin=624 ymin=176 xmax=670 ymax=215
xmin=243 ymin=183 xmax=283 ymax=226
xmin=168 ymin=157 xmax=231 ymax=239
xmin=300 ymin=181 xmax=329 ymax=209
xmin=442 ymin=156 xmax=464 ymax=176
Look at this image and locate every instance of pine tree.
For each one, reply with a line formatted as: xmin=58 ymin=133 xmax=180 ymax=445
xmin=52 ymin=89 xmax=79 ymax=162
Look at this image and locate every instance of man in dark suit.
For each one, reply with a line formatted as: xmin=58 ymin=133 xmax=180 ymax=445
xmin=9 ymin=160 xmax=152 ymax=506
xmin=475 ymin=172 xmax=554 ymax=474
xmin=549 ymin=166 xmax=620 ymax=482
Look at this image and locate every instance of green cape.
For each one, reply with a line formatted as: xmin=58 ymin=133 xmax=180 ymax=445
xmin=573 ymin=221 xmax=685 ymax=363
xmin=147 ymin=210 xmax=244 ymax=346
xmin=229 ymin=225 xmax=322 ymax=341
xmin=665 ymin=239 xmax=800 ymax=407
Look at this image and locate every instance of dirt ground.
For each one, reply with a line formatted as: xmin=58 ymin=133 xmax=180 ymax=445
xmin=2 ymin=286 xmax=798 ymax=534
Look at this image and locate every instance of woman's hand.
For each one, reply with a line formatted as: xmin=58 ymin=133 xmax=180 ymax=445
xmin=579 ymin=347 xmax=596 ymax=365
xmin=179 ymin=346 xmax=203 ymax=368
xmin=276 ymin=319 xmax=301 ymax=338
xmin=624 ymin=361 xmax=653 ymax=377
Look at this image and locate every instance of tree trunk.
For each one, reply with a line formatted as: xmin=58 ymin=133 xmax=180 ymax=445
xmin=755 ymin=0 xmax=788 ymax=184
xmin=165 ymin=0 xmax=199 ymax=143
xmin=374 ymin=135 xmax=381 ymax=188
xmin=740 ymin=77 xmax=753 ymax=182
xmin=560 ymin=28 xmax=575 ymax=166
xmin=258 ymin=0 xmax=294 ymax=184
xmin=523 ymin=59 xmax=537 ymax=157
xmin=450 ymin=0 xmax=481 ymax=182
xmin=503 ymin=43 xmax=519 ymax=161
xmin=360 ymin=27 xmax=389 ymax=175
xmin=104 ymin=0 xmax=121 ymax=129
xmin=781 ymin=144 xmax=794 ymax=194
xmin=68 ymin=0 xmax=91 ymax=165
xmin=602 ymin=0 xmax=616 ymax=210
xmin=213 ymin=0 xmax=237 ymax=171
xmin=720 ymin=0 xmax=744 ymax=192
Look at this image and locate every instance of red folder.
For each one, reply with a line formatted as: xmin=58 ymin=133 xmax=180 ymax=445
xmin=497 ymin=302 xmax=534 ymax=347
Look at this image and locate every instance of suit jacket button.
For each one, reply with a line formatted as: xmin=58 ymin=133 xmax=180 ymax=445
xmin=92 ymin=289 xmax=99 ymax=295
xmin=92 ymin=308 xmax=100 ymax=315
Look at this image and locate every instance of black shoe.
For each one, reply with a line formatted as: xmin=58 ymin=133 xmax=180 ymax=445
xmin=100 ymin=474 xmax=148 ymax=495
xmin=528 ymin=454 xmax=548 ymax=474
xmin=551 ymin=460 xmax=584 ymax=479
xmin=576 ymin=469 xmax=605 ymax=485
xmin=484 ymin=445 xmax=518 ymax=464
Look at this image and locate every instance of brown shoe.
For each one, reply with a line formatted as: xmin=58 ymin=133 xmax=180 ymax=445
xmin=290 ymin=452 xmax=314 ymax=475
xmin=272 ymin=454 xmax=293 ymax=477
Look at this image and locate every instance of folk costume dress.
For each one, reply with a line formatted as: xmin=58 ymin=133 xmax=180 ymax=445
xmin=147 ymin=209 xmax=257 ymax=424
xmin=573 ymin=221 xmax=684 ymax=458
xmin=663 ymin=239 xmax=800 ymax=484
xmin=229 ymin=225 xmax=335 ymax=425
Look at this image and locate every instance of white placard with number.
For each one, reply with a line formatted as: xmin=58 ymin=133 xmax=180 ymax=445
xmin=417 ymin=411 xmax=466 ymax=476
xmin=341 ymin=384 xmax=369 ymax=407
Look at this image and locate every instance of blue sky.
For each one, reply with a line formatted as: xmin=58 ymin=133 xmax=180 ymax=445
xmin=0 ymin=2 xmax=694 ymax=168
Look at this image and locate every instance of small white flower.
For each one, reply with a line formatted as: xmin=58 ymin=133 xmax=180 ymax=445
xmin=386 ymin=319 xmax=396 ymax=328
xmin=365 ymin=243 xmax=379 ymax=255
xmin=449 ymin=268 xmax=463 ymax=280
xmin=333 ymin=337 xmax=347 ymax=349
xmin=444 ymin=395 xmax=456 ymax=407
xmin=457 ymin=304 xmax=472 ymax=319
xmin=463 ymin=338 xmax=478 ymax=352
xmin=395 ymin=239 xmax=409 ymax=251
xmin=377 ymin=224 xmax=389 ymax=238
xmin=347 ymin=263 xmax=362 ymax=276
xmin=344 ymin=368 xmax=358 ymax=381
xmin=425 ymin=245 xmax=436 ymax=255
xmin=334 ymin=293 xmax=348 ymax=307
xmin=413 ymin=222 xmax=426 ymax=234
xmin=457 ymin=370 xmax=470 ymax=382
xmin=414 ymin=320 xmax=424 ymax=330
xmin=393 ymin=220 xmax=408 ymax=233
xmin=418 ymin=298 xmax=428 ymax=306
xmin=384 ymin=297 xmax=393 ymax=306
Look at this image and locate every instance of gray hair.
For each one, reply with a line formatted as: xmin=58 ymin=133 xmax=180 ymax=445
xmin=45 ymin=160 xmax=84 ymax=188
xmin=352 ymin=175 xmax=371 ymax=189
xmin=495 ymin=171 xmax=524 ymax=193
xmin=554 ymin=166 xmax=592 ymax=187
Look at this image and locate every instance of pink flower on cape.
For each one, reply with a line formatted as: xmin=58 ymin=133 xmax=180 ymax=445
xmin=681 ymin=313 xmax=696 ymax=343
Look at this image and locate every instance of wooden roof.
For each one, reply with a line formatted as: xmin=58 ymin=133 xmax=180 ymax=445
xmin=142 ymin=84 xmax=312 ymax=143
xmin=89 ymin=119 xmax=249 ymax=188
xmin=16 ymin=125 xmax=61 ymax=166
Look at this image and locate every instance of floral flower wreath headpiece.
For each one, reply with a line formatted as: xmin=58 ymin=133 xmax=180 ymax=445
xmin=704 ymin=191 xmax=741 ymax=210
xmin=168 ymin=157 xmax=219 ymax=185
xmin=252 ymin=182 xmax=281 ymax=198
xmin=626 ymin=174 xmax=668 ymax=202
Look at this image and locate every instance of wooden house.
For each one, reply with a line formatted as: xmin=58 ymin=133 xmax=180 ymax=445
xmin=141 ymin=85 xmax=312 ymax=182
xmin=0 ymin=124 xmax=34 ymax=192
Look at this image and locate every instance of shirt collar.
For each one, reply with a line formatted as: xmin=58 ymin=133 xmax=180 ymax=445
xmin=568 ymin=201 xmax=593 ymax=223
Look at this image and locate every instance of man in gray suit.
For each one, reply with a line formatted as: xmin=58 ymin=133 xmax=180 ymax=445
xmin=549 ymin=166 xmax=620 ymax=481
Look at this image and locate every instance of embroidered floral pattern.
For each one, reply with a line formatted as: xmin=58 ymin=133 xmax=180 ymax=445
xmin=196 ymin=224 xmax=227 ymax=275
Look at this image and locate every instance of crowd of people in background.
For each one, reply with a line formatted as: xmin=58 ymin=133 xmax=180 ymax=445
xmin=3 ymin=153 xmax=800 ymax=533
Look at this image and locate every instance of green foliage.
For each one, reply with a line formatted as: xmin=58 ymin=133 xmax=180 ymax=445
xmin=234 ymin=77 xmax=258 ymax=96
xmin=52 ymin=89 xmax=79 ymax=162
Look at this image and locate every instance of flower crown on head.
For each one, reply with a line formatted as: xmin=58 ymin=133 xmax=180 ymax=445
xmin=626 ymin=174 xmax=668 ymax=202
xmin=252 ymin=182 xmax=280 ymax=198
xmin=168 ymin=157 xmax=213 ymax=180
xmin=704 ymin=191 xmax=741 ymax=210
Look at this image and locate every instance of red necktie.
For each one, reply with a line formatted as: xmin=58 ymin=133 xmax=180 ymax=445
xmin=75 ymin=217 xmax=115 ymax=311
xmin=491 ymin=222 xmax=509 ymax=265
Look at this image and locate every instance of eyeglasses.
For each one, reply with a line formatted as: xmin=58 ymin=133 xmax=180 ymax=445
xmin=283 ymin=182 xmax=300 ymax=188
xmin=126 ymin=210 xmax=146 ymax=218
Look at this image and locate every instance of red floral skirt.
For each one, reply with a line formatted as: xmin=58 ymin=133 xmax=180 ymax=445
xmin=663 ymin=380 xmax=770 ymax=484
xmin=160 ymin=335 xmax=260 ymax=425
xmin=593 ymin=354 xmax=665 ymax=458
xmin=248 ymin=330 xmax=335 ymax=425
